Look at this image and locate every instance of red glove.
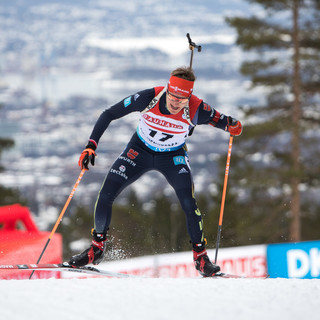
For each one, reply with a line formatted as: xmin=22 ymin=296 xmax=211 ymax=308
xmin=227 ymin=116 xmax=242 ymax=136
xmin=78 ymin=140 xmax=97 ymax=170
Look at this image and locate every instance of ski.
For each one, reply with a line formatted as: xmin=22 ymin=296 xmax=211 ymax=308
xmin=0 ymin=263 xmax=134 ymax=278
xmin=212 ymin=272 xmax=269 ymax=279
xmin=213 ymin=272 xmax=245 ymax=278
xmin=0 ymin=263 xmax=269 ymax=279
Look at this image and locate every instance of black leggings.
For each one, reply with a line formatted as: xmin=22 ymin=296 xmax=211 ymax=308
xmin=94 ymin=134 xmax=205 ymax=244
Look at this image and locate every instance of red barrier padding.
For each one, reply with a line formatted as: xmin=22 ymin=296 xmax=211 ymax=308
xmin=0 ymin=204 xmax=62 ymax=280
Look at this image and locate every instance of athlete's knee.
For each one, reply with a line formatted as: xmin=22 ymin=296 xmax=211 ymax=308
xmin=176 ymin=186 xmax=194 ymax=201
xmin=97 ymin=180 xmax=122 ymax=206
xmin=96 ymin=191 xmax=115 ymax=207
xmin=178 ymin=196 xmax=197 ymax=214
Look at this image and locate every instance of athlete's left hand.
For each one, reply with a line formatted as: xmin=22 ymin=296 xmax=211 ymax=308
xmin=227 ymin=116 xmax=242 ymax=136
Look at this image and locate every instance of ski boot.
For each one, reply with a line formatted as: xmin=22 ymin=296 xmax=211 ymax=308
xmin=68 ymin=230 xmax=107 ymax=267
xmin=193 ymin=242 xmax=220 ymax=277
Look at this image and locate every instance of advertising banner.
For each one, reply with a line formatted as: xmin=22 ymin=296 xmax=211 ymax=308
xmin=97 ymin=244 xmax=267 ymax=278
xmin=267 ymin=241 xmax=320 ymax=279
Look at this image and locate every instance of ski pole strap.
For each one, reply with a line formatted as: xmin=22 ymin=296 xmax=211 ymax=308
xmin=184 ymin=105 xmax=196 ymax=127
xmin=141 ymin=87 xmax=166 ymax=114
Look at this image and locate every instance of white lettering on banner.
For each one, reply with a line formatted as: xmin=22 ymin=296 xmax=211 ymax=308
xmin=310 ymin=248 xmax=320 ymax=277
xmin=287 ymin=248 xmax=320 ymax=278
xmin=287 ymin=250 xmax=309 ymax=278
xmin=219 ymin=256 xmax=266 ymax=277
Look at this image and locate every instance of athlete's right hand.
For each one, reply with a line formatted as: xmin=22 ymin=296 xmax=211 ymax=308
xmin=78 ymin=141 xmax=97 ymax=170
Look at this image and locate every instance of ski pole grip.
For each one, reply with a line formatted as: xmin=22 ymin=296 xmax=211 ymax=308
xmin=186 ymin=33 xmax=202 ymax=52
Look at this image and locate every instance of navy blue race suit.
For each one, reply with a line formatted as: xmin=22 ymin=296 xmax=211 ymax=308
xmin=88 ymin=87 xmax=229 ymax=244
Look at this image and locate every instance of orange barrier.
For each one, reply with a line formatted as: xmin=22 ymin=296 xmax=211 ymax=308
xmin=0 ymin=204 xmax=62 ymax=280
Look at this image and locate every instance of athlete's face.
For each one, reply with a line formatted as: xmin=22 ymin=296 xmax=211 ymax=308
xmin=166 ymin=91 xmax=189 ymax=114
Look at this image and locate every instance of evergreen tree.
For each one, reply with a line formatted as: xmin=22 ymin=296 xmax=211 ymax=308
xmin=0 ymin=137 xmax=26 ymax=206
xmin=205 ymin=152 xmax=253 ymax=248
xmin=106 ymin=189 xmax=197 ymax=257
xmin=59 ymin=205 xmax=93 ymax=260
xmin=108 ymin=189 xmax=153 ymax=257
xmin=225 ymin=0 xmax=320 ymax=242
xmin=148 ymin=192 xmax=190 ymax=254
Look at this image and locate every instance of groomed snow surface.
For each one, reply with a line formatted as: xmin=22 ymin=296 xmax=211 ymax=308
xmin=1 ymin=276 xmax=319 ymax=320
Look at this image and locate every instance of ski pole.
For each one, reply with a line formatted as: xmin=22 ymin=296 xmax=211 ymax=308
xmin=29 ymin=169 xmax=86 ymax=279
xmin=186 ymin=33 xmax=201 ymax=68
xmin=214 ymin=135 xmax=234 ymax=264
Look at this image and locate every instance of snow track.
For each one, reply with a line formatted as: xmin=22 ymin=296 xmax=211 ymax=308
xmin=1 ymin=277 xmax=319 ymax=320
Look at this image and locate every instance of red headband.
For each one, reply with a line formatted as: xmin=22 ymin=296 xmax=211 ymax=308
xmin=168 ymin=75 xmax=194 ymax=98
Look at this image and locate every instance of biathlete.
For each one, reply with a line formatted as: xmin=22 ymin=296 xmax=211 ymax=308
xmin=69 ymin=66 xmax=242 ymax=277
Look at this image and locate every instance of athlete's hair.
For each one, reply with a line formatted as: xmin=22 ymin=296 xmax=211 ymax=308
xmin=170 ymin=66 xmax=196 ymax=82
